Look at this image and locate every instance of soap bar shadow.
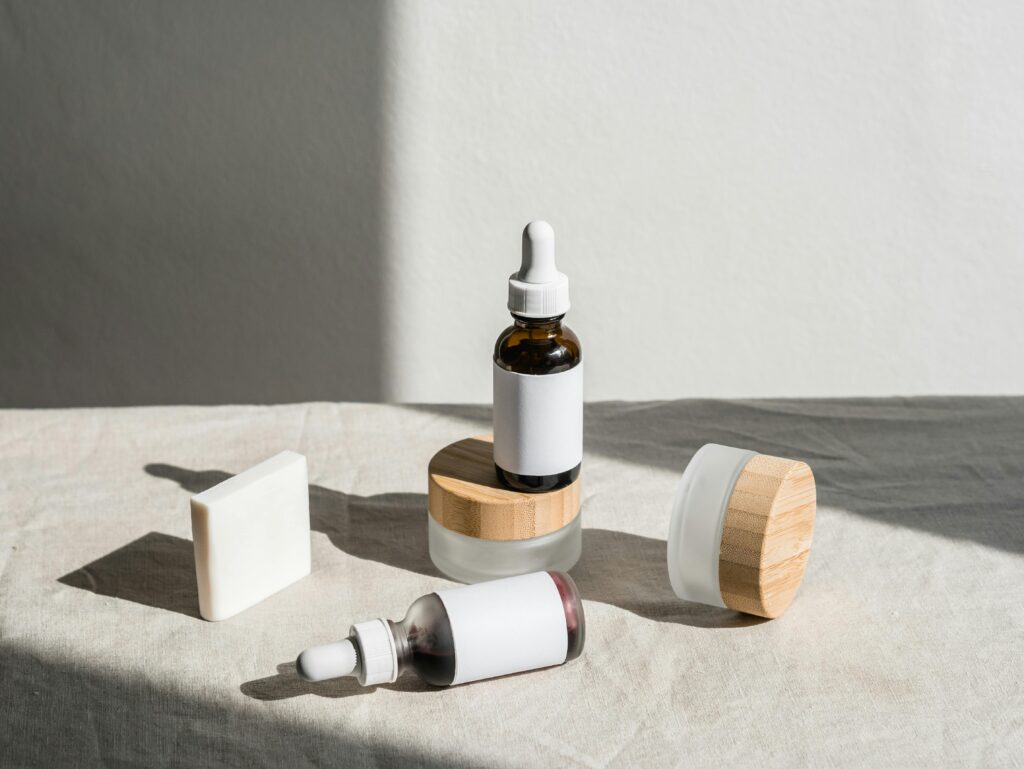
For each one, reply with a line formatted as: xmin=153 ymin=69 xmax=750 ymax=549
xmin=57 ymin=531 xmax=202 ymax=619
xmin=145 ymin=463 xmax=444 ymax=579
xmin=241 ymin=662 xmax=436 ymax=701
xmin=58 ymin=465 xmax=444 ymax=620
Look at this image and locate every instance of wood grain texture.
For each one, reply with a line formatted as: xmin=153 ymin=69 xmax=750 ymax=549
xmin=428 ymin=435 xmax=580 ymax=541
xmin=718 ymin=454 xmax=817 ymax=618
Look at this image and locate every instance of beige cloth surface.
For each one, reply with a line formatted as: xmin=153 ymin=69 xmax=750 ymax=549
xmin=1 ymin=398 xmax=1022 ymax=768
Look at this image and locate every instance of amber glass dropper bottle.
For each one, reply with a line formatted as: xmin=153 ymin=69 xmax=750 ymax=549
xmin=493 ymin=221 xmax=583 ymax=493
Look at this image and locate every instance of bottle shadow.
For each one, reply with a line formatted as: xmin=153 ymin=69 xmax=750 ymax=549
xmin=57 ymin=462 xmax=764 ymax=630
xmin=240 ymin=662 xmax=437 ymax=701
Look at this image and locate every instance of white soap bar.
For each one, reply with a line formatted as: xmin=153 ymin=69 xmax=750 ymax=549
xmin=190 ymin=450 xmax=310 ymax=621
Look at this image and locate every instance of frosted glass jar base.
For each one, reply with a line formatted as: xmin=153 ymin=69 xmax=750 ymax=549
xmin=667 ymin=444 xmax=756 ymax=608
xmin=428 ymin=515 xmax=582 ymax=584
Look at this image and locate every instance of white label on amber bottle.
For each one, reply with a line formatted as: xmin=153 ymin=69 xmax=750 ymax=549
xmin=438 ymin=571 xmax=568 ymax=685
xmin=492 ymin=362 xmax=583 ymax=477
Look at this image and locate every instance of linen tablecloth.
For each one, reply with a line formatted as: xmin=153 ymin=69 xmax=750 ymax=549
xmin=2 ymin=398 xmax=1022 ymax=767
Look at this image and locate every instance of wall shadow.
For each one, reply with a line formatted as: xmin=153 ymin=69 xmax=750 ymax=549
xmin=132 ymin=463 xmax=758 ymax=627
xmin=402 ymin=398 xmax=1024 ymax=555
xmin=1 ymin=645 xmax=483 ymax=768
xmin=0 ymin=2 xmax=390 ymax=406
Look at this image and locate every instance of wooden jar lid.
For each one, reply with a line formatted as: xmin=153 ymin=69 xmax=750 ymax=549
xmin=428 ymin=435 xmax=581 ymax=542
xmin=719 ymin=454 xmax=817 ymax=618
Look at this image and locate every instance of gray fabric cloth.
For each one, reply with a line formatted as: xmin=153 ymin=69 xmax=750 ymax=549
xmin=1 ymin=398 xmax=1022 ymax=768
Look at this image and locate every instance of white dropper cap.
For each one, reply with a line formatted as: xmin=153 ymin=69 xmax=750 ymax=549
xmin=507 ymin=221 xmax=570 ymax=318
xmin=295 ymin=618 xmax=398 ymax=687
xmin=296 ymin=639 xmax=358 ymax=682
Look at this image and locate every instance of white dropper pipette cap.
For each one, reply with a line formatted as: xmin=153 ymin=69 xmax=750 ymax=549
xmin=507 ymin=221 xmax=570 ymax=318
xmin=296 ymin=640 xmax=358 ymax=681
xmin=295 ymin=619 xmax=399 ymax=686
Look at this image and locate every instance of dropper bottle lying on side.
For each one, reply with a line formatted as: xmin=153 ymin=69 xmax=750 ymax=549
xmin=296 ymin=571 xmax=586 ymax=687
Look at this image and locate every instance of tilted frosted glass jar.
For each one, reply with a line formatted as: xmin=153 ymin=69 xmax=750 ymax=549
xmin=667 ymin=443 xmax=818 ymax=619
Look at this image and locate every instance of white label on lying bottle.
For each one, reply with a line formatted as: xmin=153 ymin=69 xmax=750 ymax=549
xmin=492 ymin=362 xmax=583 ymax=477
xmin=437 ymin=572 xmax=568 ymax=685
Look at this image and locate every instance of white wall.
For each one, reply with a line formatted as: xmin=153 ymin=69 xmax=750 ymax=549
xmin=384 ymin=0 xmax=1024 ymax=402
xmin=2 ymin=1 xmax=1022 ymax=406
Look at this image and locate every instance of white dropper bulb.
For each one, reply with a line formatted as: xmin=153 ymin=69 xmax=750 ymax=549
xmin=519 ymin=221 xmax=557 ymax=283
xmin=507 ymin=220 xmax=569 ymax=317
xmin=295 ymin=639 xmax=358 ymax=682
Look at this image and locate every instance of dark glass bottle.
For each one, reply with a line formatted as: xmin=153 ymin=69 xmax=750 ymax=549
xmin=493 ymin=314 xmax=582 ymax=492
xmin=296 ymin=571 xmax=586 ymax=687
xmin=493 ymin=220 xmax=582 ymax=494
xmin=388 ymin=592 xmax=456 ymax=685
xmin=548 ymin=569 xmax=586 ymax=661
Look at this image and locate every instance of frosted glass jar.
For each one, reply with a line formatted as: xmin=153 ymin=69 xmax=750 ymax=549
xmin=667 ymin=443 xmax=817 ymax=618
xmin=428 ymin=514 xmax=581 ymax=584
xmin=427 ymin=435 xmax=582 ymax=583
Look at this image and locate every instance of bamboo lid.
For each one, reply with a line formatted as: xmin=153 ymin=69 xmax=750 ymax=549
xmin=428 ymin=435 xmax=581 ymax=541
xmin=718 ymin=454 xmax=817 ymax=618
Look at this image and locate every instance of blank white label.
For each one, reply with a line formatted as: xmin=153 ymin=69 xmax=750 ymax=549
xmin=437 ymin=572 xmax=568 ymax=685
xmin=492 ymin=362 xmax=583 ymax=476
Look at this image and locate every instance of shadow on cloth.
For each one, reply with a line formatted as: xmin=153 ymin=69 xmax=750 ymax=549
xmin=1 ymin=645 xmax=478 ymax=768
xmin=57 ymin=466 xmax=441 ymax=619
xmin=56 ymin=463 xmax=758 ymax=628
xmin=574 ymin=529 xmax=766 ymax=628
xmin=241 ymin=662 xmax=437 ymax=701
xmin=57 ymin=531 xmax=202 ymax=619
xmin=401 ymin=398 xmax=1024 ymax=555
xmin=144 ymin=464 xmax=443 ymax=579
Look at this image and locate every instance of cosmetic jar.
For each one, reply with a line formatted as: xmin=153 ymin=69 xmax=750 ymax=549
xmin=668 ymin=443 xmax=817 ymax=618
xmin=428 ymin=435 xmax=581 ymax=583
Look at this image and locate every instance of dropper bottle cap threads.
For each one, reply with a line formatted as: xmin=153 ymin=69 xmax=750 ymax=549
xmin=350 ymin=619 xmax=398 ymax=685
xmin=507 ymin=220 xmax=570 ymax=318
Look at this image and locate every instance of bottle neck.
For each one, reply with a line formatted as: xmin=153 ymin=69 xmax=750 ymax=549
xmin=511 ymin=313 xmax=565 ymax=334
xmin=387 ymin=619 xmax=412 ymax=676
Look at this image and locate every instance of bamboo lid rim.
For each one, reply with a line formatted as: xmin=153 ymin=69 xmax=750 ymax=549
xmin=428 ymin=435 xmax=581 ymax=542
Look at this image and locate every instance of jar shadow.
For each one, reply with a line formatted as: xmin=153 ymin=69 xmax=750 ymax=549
xmin=572 ymin=529 xmax=769 ymax=629
xmin=55 ymin=464 xmax=772 ymax=629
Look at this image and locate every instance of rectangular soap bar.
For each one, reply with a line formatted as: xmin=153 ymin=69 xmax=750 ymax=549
xmin=190 ymin=450 xmax=310 ymax=621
